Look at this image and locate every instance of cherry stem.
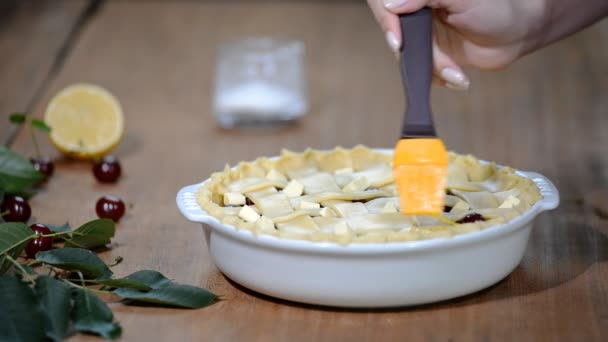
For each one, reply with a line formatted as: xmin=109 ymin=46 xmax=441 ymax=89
xmin=40 ymin=231 xmax=73 ymax=238
xmin=26 ymin=260 xmax=42 ymax=267
xmin=65 ymin=278 xmax=102 ymax=284
xmin=77 ymin=271 xmax=86 ymax=288
xmin=3 ymin=253 xmax=35 ymax=285
xmin=47 ymin=267 xmax=56 ymax=277
xmin=29 ymin=120 xmax=41 ymax=159
xmin=62 ymin=279 xmax=114 ymax=295
xmin=107 ymin=256 xmax=123 ymax=267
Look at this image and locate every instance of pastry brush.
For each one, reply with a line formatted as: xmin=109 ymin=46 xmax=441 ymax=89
xmin=393 ymin=8 xmax=448 ymax=216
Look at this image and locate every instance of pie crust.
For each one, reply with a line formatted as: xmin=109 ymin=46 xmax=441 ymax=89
xmin=196 ymin=146 xmax=541 ymax=244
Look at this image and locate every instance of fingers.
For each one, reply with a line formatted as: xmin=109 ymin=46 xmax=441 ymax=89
xmin=368 ymin=0 xmax=402 ymax=54
xmin=368 ymin=0 xmax=470 ymax=90
xmin=433 ymin=41 xmax=470 ymax=90
xmin=383 ymin=0 xmax=432 ymax=12
xmin=367 ymin=0 xmax=443 ymax=54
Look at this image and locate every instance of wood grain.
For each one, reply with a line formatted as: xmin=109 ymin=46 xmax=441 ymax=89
xmin=7 ymin=1 xmax=608 ymax=341
xmin=0 ymin=0 xmax=90 ymax=145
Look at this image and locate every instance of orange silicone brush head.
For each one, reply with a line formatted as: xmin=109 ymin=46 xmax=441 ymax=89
xmin=393 ymin=139 xmax=448 ymax=215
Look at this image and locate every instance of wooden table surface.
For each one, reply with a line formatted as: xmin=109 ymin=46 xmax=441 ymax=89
xmin=2 ymin=1 xmax=607 ymax=341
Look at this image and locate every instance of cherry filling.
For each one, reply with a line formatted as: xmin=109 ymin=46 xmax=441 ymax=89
xmin=457 ymin=213 xmax=486 ymax=224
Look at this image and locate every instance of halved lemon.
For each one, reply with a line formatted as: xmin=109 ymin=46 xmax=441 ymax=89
xmin=44 ymin=83 xmax=124 ymax=159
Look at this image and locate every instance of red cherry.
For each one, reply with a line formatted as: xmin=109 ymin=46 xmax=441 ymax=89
xmin=25 ymin=223 xmax=53 ymax=258
xmin=30 ymin=157 xmax=55 ymax=179
xmin=93 ymin=156 xmax=122 ymax=183
xmin=96 ymin=195 xmax=125 ymax=222
xmin=1 ymin=196 xmax=32 ymax=223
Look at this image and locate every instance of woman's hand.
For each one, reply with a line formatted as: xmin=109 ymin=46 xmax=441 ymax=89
xmin=368 ymin=0 xmax=547 ymax=90
xmin=369 ymin=0 xmax=608 ymax=90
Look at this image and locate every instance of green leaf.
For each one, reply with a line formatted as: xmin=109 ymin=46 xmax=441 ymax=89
xmin=114 ymin=283 xmax=218 ymax=309
xmin=35 ymin=276 xmax=73 ymax=341
xmin=48 ymin=223 xmax=72 ymax=234
xmin=31 ymin=119 xmax=52 ymax=133
xmin=97 ymin=270 xmax=171 ymax=291
xmin=0 ymin=276 xmax=46 ymax=342
xmin=0 ymin=222 xmax=34 ymax=254
xmin=36 ymin=248 xmax=113 ymax=279
xmin=97 ymin=278 xmax=150 ymax=291
xmin=0 ymin=147 xmax=43 ymax=194
xmin=72 ymin=289 xmax=122 ymax=340
xmin=0 ymin=222 xmax=35 ymax=274
xmin=9 ymin=189 xmax=36 ymax=199
xmin=117 ymin=270 xmax=172 ymax=289
xmin=0 ymin=246 xmax=26 ymax=275
xmin=97 ymin=278 xmax=151 ymax=291
xmin=64 ymin=219 xmax=115 ymax=249
xmin=9 ymin=113 xmax=26 ymax=124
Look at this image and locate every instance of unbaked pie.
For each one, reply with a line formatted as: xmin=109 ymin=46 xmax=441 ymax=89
xmin=196 ymin=146 xmax=541 ymax=244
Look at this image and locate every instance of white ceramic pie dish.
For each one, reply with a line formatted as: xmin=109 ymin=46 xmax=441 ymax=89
xmin=177 ymin=150 xmax=559 ymax=308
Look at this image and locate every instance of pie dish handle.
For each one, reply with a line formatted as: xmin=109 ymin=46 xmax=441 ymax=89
xmin=176 ymin=183 xmax=215 ymax=224
xmin=520 ymin=171 xmax=560 ymax=211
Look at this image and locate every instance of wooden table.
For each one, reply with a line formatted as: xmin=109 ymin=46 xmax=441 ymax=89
xmin=2 ymin=1 xmax=607 ymax=340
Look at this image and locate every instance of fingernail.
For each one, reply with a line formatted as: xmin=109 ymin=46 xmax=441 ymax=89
xmin=440 ymin=68 xmax=470 ymax=90
xmin=385 ymin=31 xmax=400 ymax=53
xmin=384 ymin=0 xmax=408 ymax=9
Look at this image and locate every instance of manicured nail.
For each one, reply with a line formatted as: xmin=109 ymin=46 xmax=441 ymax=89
xmin=385 ymin=31 xmax=400 ymax=53
xmin=384 ymin=0 xmax=408 ymax=9
xmin=440 ymin=68 xmax=470 ymax=90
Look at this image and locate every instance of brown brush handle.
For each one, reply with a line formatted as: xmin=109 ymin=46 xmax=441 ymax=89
xmin=399 ymin=8 xmax=436 ymax=138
